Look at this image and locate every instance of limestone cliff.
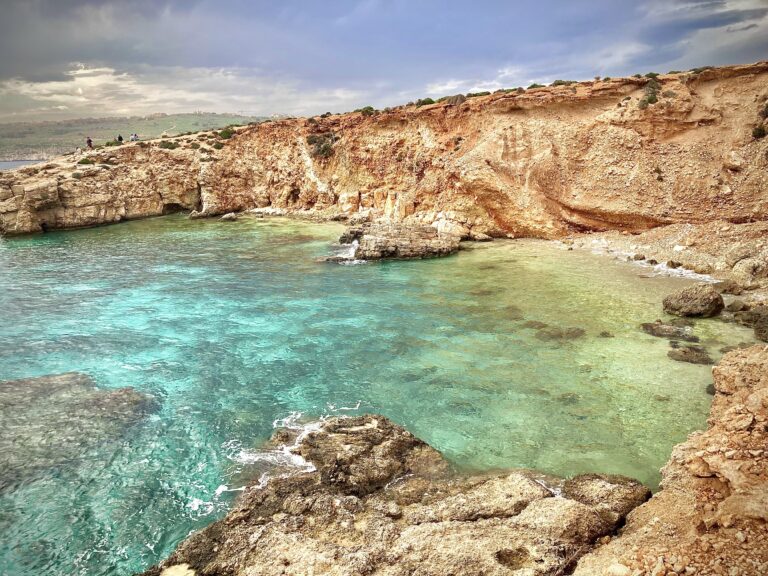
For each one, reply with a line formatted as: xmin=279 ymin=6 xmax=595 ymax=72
xmin=2 ymin=62 xmax=767 ymax=239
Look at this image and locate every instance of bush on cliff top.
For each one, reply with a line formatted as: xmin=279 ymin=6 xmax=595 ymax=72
xmin=158 ymin=141 xmax=180 ymax=150
xmin=77 ymin=157 xmax=95 ymax=165
xmin=306 ymin=132 xmax=336 ymax=158
xmin=466 ymin=91 xmax=491 ymax=98
xmin=415 ymin=98 xmax=435 ymax=107
xmin=528 ymin=83 xmax=545 ymax=89
xmin=217 ymin=128 xmax=234 ymax=139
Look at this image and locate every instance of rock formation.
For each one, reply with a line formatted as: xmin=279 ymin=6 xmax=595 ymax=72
xmin=0 ymin=372 xmax=158 ymax=492
xmin=338 ymin=222 xmax=462 ymax=260
xmin=662 ymin=284 xmax=725 ymax=317
xmin=140 ymin=415 xmax=650 ymax=576
xmin=2 ymin=63 xmax=767 ymax=247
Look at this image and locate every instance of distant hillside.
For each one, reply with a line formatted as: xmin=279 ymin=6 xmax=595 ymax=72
xmin=0 ymin=113 xmax=265 ymax=160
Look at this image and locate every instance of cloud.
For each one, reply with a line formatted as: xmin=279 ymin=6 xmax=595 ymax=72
xmin=0 ymin=65 xmax=369 ymax=121
xmin=0 ymin=0 xmax=766 ymax=121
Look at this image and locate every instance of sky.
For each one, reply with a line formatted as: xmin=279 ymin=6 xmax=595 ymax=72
xmin=0 ymin=0 xmax=766 ymax=122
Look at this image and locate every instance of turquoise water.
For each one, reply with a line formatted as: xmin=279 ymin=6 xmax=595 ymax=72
xmin=0 ymin=215 xmax=756 ymax=576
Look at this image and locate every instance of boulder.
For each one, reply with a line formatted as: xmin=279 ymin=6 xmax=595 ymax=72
xmin=662 ymin=284 xmax=724 ymax=317
xmin=220 ymin=212 xmax=238 ymax=221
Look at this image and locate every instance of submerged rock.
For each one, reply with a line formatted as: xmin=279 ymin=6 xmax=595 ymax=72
xmin=667 ymin=345 xmax=714 ymax=365
xmin=641 ymin=320 xmax=699 ymax=342
xmin=338 ymin=222 xmax=461 ymax=260
xmin=0 ymin=372 xmax=157 ymax=492
xmin=662 ymin=284 xmax=724 ymax=317
xmin=141 ymin=415 xmax=650 ymax=576
xmin=733 ymin=305 xmax=768 ymax=342
xmin=535 ymin=326 xmax=586 ymax=341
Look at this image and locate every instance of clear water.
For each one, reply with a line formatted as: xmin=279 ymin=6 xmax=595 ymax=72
xmin=0 ymin=215 xmax=756 ymax=576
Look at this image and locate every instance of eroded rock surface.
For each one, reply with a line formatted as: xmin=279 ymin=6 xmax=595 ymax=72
xmin=3 ymin=63 xmax=768 ymax=242
xmin=0 ymin=372 xmax=157 ymax=492
xmin=574 ymin=345 xmax=768 ymax=576
xmin=346 ymin=222 xmax=462 ymax=260
xmin=662 ymin=284 xmax=724 ymax=317
xmin=141 ymin=415 xmax=649 ymax=576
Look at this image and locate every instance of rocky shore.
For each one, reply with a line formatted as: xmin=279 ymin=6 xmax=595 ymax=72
xmin=142 ymin=345 xmax=768 ymax=576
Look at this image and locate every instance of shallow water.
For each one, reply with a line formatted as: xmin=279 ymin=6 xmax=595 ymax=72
xmin=0 ymin=215 xmax=756 ymax=576
xmin=0 ymin=160 xmax=40 ymax=171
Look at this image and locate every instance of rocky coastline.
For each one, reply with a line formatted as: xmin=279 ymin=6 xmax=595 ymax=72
xmin=141 ymin=345 xmax=768 ymax=576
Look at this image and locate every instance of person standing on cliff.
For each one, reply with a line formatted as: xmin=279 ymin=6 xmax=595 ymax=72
xmin=86 ymin=136 xmax=93 ymax=150
xmin=117 ymin=134 xmax=124 ymax=144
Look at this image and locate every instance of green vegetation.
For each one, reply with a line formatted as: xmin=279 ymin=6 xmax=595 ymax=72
xmin=415 ymin=98 xmax=436 ymax=107
xmin=190 ymin=142 xmax=200 ymax=150
xmin=551 ymin=80 xmax=576 ymax=86
xmin=105 ymin=140 xmax=122 ymax=147
xmin=690 ymin=66 xmax=714 ymax=74
xmin=466 ymin=91 xmax=491 ymax=98
xmin=0 ymin=112 xmax=264 ymax=161
xmin=76 ymin=157 xmax=95 ymax=165
xmin=662 ymin=90 xmax=677 ymax=99
xmin=355 ymin=106 xmax=376 ymax=116
xmin=759 ymin=103 xmax=768 ymax=120
xmin=668 ymin=70 xmax=682 ymax=74
xmin=158 ymin=141 xmax=180 ymax=150
xmin=753 ymin=125 xmax=767 ymax=140
xmin=639 ymin=78 xmax=661 ymax=110
xmin=217 ymin=128 xmax=235 ymax=139
xmin=528 ymin=83 xmax=545 ymax=89
xmin=72 ymin=172 xmax=83 ymax=179
xmin=603 ymin=77 xmax=611 ymax=81
xmin=644 ymin=72 xmax=660 ymax=78
xmin=212 ymin=142 xmax=224 ymax=150
xmin=320 ymin=112 xmax=332 ymax=118
xmin=306 ymin=132 xmax=336 ymax=158
xmin=632 ymin=74 xmax=642 ymax=78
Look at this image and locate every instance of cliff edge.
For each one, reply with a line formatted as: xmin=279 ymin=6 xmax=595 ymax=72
xmin=2 ymin=62 xmax=767 ymax=242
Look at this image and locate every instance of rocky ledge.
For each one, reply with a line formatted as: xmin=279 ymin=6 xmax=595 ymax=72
xmin=338 ymin=222 xmax=462 ymax=260
xmin=142 ymin=345 xmax=768 ymax=576
xmin=142 ymin=416 xmax=650 ymax=576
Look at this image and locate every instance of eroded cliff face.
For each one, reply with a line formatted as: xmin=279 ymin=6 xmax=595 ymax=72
xmin=2 ymin=62 xmax=767 ymax=238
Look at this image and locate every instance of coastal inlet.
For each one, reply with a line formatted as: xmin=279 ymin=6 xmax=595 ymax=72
xmin=0 ymin=214 xmax=757 ymax=576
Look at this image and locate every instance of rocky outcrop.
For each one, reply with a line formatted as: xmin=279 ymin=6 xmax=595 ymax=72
xmin=574 ymin=345 xmax=768 ymax=576
xmin=2 ymin=62 xmax=768 ymax=240
xmin=340 ymin=222 xmax=462 ymax=260
xmin=0 ymin=372 xmax=157 ymax=492
xmin=662 ymin=284 xmax=724 ymax=317
xmin=141 ymin=415 xmax=650 ymax=576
